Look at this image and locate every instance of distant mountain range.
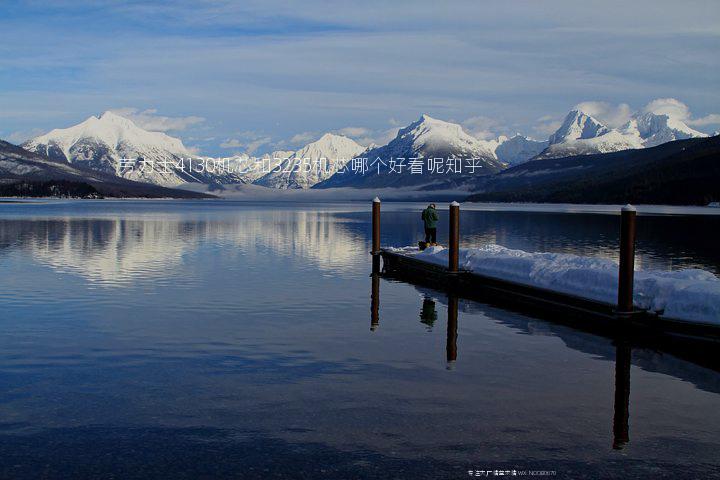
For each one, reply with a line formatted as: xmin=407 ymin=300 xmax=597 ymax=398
xmin=2 ymin=104 xmax=716 ymax=202
xmin=0 ymin=140 xmax=211 ymax=198
xmin=534 ymin=109 xmax=707 ymax=160
xmin=254 ymin=133 xmax=365 ymax=189
xmin=21 ymin=111 xmax=249 ymax=187
xmin=465 ymin=135 xmax=720 ymax=205
xmin=16 ymin=107 xmax=711 ymax=192
xmin=315 ymin=114 xmax=505 ymax=189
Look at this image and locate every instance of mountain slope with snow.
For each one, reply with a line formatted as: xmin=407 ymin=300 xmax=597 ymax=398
xmin=548 ymin=110 xmax=609 ymax=144
xmin=535 ymin=109 xmax=707 ymax=160
xmin=494 ymin=134 xmax=548 ymax=165
xmin=254 ymin=134 xmax=364 ymax=189
xmin=466 ymin=135 xmax=720 ymax=205
xmin=23 ymin=112 xmax=249 ymax=187
xmin=315 ymin=114 xmax=504 ymax=189
xmin=0 ymin=139 xmax=211 ymax=198
xmin=619 ymin=112 xmax=707 ymax=147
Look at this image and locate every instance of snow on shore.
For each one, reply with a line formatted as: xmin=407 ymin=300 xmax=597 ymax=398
xmin=388 ymin=244 xmax=720 ymax=324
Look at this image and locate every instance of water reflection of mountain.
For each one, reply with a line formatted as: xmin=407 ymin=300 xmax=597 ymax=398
xmin=0 ymin=212 xmax=364 ymax=285
xmin=413 ymin=285 xmax=720 ymax=394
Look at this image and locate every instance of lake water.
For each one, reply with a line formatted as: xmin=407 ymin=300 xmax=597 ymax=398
xmin=0 ymin=200 xmax=718 ymax=479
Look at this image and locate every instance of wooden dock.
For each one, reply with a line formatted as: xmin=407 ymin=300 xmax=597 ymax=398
xmin=370 ymin=199 xmax=720 ymax=355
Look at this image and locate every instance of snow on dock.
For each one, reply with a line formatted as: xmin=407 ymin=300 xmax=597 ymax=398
xmin=386 ymin=244 xmax=720 ymax=325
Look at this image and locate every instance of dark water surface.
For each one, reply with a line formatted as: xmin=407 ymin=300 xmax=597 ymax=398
xmin=0 ymin=200 xmax=718 ymax=479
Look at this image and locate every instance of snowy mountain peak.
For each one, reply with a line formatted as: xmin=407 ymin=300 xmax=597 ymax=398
xmin=494 ymin=134 xmax=548 ymax=166
xmin=293 ymin=133 xmax=364 ymax=159
xmin=254 ymin=132 xmax=364 ymax=189
xmin=398 ymin=114 xmax=490 ymax=154
xmin=307 ymin=132 xmax=361 ymax=149
xmin=26 ymin=111 xmax=189 ymax=158
xmin=549 ymin=110 xmax=610 ymax=145
xmin=314 ymin=114 xmax=506 ymax=189
xmin=620 ymin=112 xmax=707 ymax=147
xmin=535 ymin=107 xmax=708 ymax=160
xmin=22 ymin=112 xmax=200 ymax=186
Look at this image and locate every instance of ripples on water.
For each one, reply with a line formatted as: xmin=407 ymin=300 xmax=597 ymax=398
xmin=0 ymin=200 xmax=718 ymax=479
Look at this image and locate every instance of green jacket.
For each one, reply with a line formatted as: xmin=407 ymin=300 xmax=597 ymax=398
xmin=421 ymin=207 xmax=439 ymax=229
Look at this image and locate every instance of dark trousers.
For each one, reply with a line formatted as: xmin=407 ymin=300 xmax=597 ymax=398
xmin=424 ymin=227 xmax=436 ymax=244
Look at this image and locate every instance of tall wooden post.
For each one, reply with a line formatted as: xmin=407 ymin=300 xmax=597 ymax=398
xmin=448 ymin=201 xmax=460 ymax=272
xmin=617 ymin=205 xmax=637 ymax=315
xmin=372 ymin=197 xmax=381 ymax=255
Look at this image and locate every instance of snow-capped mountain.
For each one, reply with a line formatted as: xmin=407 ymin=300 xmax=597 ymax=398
xmin=548 ymin=110 xmax=609 ymax=144
xmin=315 ymin=114 xmax=504 ymax=189
xmin=22 ymin=111 xmax=249 ymax=187
xmin=494 ymin=134 xmax=548 ymax=166
xmin=0 ymin=139 xmax=209 ymax=198
xmin=254 ymin=134 xmax=364 ymax=189
xmin=534 ymin=109 xmax=707 ymax=160
xmin=619 ymin=112 xmax=707 ymax=147
xmin=18 ymin=104 xmax=714 ymax=191
xmin=214 ymin=150 xmax=294 ymax=185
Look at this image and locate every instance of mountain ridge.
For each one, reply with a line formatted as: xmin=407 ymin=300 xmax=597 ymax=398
xmin=534 ymin=109 xmax=707 ymax=160
xmin=0 ymin=139 xmax=213 ymax=198
xmin=254 ymin=133 xmax=364 ymax=189
xmin=466 ymin=135 xmax=720 ymax=205
xmin=314 ymin=114 xmax=504 ymax=189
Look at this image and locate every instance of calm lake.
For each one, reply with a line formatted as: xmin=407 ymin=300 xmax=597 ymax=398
xmin=0 ymin=200 xmax=718 ymax=479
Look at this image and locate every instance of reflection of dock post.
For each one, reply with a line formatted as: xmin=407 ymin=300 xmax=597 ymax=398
xmin=446 ymin=295 xmax=459 ymax=367
xmin=371 ymin=272 xmax=380 ymax=331
xmin=448 ymin=201 xmax=460 ymax=272
xmin=613 ymin=341 xmax=631 ymax=450
xmin=617 ymin=205 xmax=637 ymax=315
xmin=372 ymin=197 xmax=381 ymax=274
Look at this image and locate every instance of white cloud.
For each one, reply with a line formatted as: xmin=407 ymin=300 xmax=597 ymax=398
xmin=642 ymin=98 xmax=691 ymax=121
xmin=336 ymin=126 xmax=371 ymax=137
xmin=290 ymin=132 xmax=317 ymax=144
xmin=219 ymin=130 xmax=271 ymax=151
xmin=533 ymin=116 xmax=562 ymax=137
xmin=110 ymin=108 xmax=205 ymax=132
xmin=220 ymin=138 xmax=243 ymax=148
xmin=4 ymin=128 xmax=45 ymax=144
xmin=574 ymin=101 xmax=632 ymax=127
xmin=687 ymin=113 xmax=720 ymax=126
xmin=642 ymin=98 xmax=720 ymax=128
xmin=463 ymin=116 xmax=502 ymax=140
xmin=358 ymin=127 xmax=399 ymax=148
xmin=244 ymin=137 xmax=272 ymax=154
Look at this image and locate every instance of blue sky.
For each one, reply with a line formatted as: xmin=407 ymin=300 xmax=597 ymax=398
xmin=1 ymin=0 xmax=719 ymax=155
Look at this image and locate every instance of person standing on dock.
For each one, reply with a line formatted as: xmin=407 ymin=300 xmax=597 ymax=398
xmin=421 ymin=204 xmax=439 ymax=246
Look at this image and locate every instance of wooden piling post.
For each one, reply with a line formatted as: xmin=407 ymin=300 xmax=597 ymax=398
xmin=617 ymin=205 xmax=637 ymax=315
xmin=372 ymin=197 xmax=381 ymax=255
xmin=448 ymin=201 xmax=460 ymax=272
